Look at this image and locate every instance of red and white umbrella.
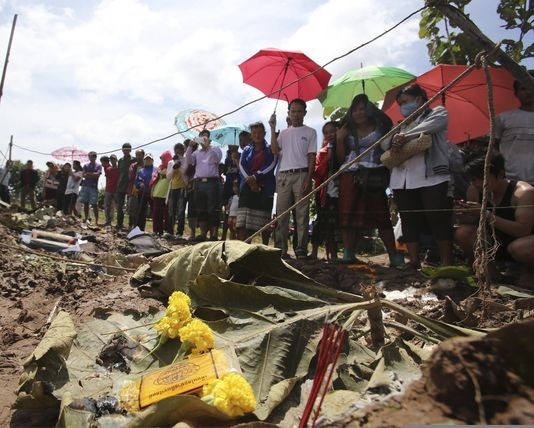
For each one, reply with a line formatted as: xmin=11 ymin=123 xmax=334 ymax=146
xmin=51 ymin=146 xmax=89 ymax=163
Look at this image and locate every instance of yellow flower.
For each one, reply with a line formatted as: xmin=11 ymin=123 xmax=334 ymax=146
xmin=166 ymin=292 xmax=192 ymax=323
xmin=168 ymin=291 xmax=191 ymax=308
xmin=202 ymin=373 xmax=256 ymax=418
xmin=178 ymin=319 xmax=214 ymax=354
xmin=118 ymin=379 xmax=141 ymax=413
xmin=154 ymin=292 xmax=192 ymax=338
xmin=154 ymin=315 xmax=171 ymax=335
xmin=154 ymin=314 xmax=191 ymax=339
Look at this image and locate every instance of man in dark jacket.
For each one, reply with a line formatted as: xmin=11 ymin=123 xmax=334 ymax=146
xmin=20 ymin=160 xmax=39 ymax=209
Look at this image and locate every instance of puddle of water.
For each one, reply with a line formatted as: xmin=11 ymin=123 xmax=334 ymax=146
xmin=382 ymin=286 xmax=438 ymax=302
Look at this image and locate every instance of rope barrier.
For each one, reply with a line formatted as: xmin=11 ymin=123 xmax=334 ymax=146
xmin=245 ymin=61 xmax=482 ymax=243
xmin=0 ymin=241 xmax=137 ymax=272
xmin=473 ymin=55 xmax=499 ymax=293
xmin=305 ymin=204 xmax=534 ymax=216
xmin=10 ymin=7 xmax=426 ymax=157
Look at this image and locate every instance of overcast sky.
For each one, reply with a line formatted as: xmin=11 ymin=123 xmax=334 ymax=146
xmin=0 ymin=0 xmax=532 ymax=170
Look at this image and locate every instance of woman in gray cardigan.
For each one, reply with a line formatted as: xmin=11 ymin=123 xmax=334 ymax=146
xmin=389 ymin=84 xmax=453 ymax=268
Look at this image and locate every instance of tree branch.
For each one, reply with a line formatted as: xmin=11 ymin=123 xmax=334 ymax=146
xmin=427 ymin=0 xmax=534 ymax=92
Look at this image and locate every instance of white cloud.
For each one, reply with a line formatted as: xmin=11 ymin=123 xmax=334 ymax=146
xmin=0 ymin=0 xmax=439 ymax=171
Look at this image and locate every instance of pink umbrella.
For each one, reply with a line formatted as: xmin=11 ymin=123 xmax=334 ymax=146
xmin=51 ymin=146 xmax=89 ymax=163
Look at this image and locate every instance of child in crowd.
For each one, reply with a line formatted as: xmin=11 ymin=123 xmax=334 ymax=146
xmin=227 ymin=180 xmax=240 ymax=239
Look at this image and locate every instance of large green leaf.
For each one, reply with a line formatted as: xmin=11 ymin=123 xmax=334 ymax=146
xmin=188 ymin=275 xmax=377 ymax=419
xmin=192 ymin=274 xmax=326 ymax=312
xmin=15 ymin=311 xmax=77 ymax=406
xmin=131 ymin=241 xmax=361 ymax=303
xmin=56 ymin=395 xmax=232 ymax=428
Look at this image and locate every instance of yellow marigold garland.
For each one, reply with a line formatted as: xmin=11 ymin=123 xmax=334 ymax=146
xmin=154 ymin=291 xmax=192 ymax=339
xmin=178 ymin=318 xmax=214 ymax=355
xmin=202 ymin=373 xmax=256 ymax=418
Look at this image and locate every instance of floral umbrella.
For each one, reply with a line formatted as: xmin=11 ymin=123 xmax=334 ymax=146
xmin=51 ymin=146 xmax=89 ymax=163
xmin=210 ymin=123 xmax=249 ymax=147
xmin=174 ymin=109 xmax=227 ymax=140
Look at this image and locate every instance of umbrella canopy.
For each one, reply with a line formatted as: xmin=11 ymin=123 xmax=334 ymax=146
xmin=210 ymin=123 xmax=249 ymax=147
xmin=238 ymin=48 xmax=331 ymax=102
xmin=51 ymin=146 xmax=89 ymax=163
xmin=382 ymin=64 xmax=520 ymax=144
xmin=174 ymin=109 xmax=227 ymax=140
xmin=319 ymin=65 xmax=415 ymax=117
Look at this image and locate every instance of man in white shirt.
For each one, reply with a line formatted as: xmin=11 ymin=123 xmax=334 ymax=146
xmin=270 ymin=99 xmax=317 ymax=259
xmin=495 ymin=70 xmax=534 ymax=184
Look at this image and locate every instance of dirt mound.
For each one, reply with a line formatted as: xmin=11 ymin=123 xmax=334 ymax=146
xmin=335 ymin=320 xmax=534 ymax=427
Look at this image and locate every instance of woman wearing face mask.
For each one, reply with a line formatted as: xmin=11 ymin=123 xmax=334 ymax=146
xmin=389 ymin=84 xmax=453 ymax=268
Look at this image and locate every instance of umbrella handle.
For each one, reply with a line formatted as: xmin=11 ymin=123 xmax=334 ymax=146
xmin=273 ymin=60 xmax=291 ymax=114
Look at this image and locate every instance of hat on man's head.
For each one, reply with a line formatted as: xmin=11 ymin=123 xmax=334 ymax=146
xmin=144 ymin=153 xmax=154 ymax=160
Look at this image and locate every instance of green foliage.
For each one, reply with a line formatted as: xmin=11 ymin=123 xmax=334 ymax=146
xmin=419 ymin=0 xmax=533 ymax=65
xmin=497 ymin=0 xmax=534 ymax=61
xmin=419 ymin=1 xmax=478 ymax=65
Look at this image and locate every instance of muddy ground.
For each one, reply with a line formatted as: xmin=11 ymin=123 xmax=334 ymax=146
xmin=0 ymin=208 xmax=533 ymax=427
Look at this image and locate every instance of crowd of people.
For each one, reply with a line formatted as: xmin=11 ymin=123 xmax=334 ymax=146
xmin=2 ymin=73 xmax=533 ymax=284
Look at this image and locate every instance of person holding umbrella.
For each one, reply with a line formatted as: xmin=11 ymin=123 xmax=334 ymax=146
xmin=336 ymin=94 xmax=402 ymax=266
xmin=270 ymin=99 xmax=317 ymax=259
xmin=389 ymin=84 xmax=453 ymax=268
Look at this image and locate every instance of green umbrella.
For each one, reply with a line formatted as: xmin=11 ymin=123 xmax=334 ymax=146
xmin=319 ymin=65 xmax=415 ymax=117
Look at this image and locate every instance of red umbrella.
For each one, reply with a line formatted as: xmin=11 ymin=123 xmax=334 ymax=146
xmin=238 ymin=48 xmax=331 ymax=106
xmin=382 ymin=64 xmax=519 ymax=144
xmin=51 ymin=146 xmax=89 ymax=163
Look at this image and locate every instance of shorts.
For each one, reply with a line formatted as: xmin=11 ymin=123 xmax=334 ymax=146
xmin=78 ymin=186 xmax=99 ymax=205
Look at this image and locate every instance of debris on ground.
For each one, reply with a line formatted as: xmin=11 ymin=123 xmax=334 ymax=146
xmin=0 ymin=208 xmax=533 ymax=427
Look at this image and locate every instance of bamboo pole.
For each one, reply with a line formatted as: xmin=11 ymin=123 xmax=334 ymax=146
xmin=0 ymin=14 xmax=17 ymax=105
